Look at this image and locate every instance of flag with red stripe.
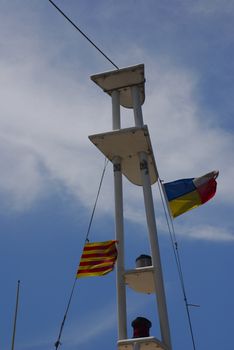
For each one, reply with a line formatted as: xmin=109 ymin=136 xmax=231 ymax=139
xmin=77 ymin=240 xmax=118 ymax=278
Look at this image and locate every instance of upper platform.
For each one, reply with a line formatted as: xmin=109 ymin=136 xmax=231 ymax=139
xmin=90 ymin=64 xmax=145 ymax=108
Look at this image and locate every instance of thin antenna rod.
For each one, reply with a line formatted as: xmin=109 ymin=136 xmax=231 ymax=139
xmin=11 ymin=280 xmax=20 ymax=350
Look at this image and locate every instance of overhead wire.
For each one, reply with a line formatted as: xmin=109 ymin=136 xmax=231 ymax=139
xmin=54 ymin=158 xmax=109 ymax=349
xmin=48 ymin=0 xmax=119 ymax=70
xmin=157 ymin=178 xmax=197 ymax=350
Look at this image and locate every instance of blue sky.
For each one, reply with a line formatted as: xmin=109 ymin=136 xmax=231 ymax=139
xmin=0 ymin=1 xmax=233 ymax=349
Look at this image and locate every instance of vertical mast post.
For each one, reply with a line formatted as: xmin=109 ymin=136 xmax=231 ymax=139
xmin=131 ymin=86 xmax=172 ymax=350
xmin=131 ymin=85 xmax=144 ymax=127
xmin=112 ymin=90 xmax=127 ymax=339
xmin=112 ymin=90 xmax=121 ymax=130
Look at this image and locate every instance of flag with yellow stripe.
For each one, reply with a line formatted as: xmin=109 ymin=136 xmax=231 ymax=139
xmin=76 ymin=240 xmax=118 ymax=278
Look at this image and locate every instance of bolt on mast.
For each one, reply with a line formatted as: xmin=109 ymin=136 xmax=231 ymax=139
xmin=89 ymin=64 xmax=172 ymax=350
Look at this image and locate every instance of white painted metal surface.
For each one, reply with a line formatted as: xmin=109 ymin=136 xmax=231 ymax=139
xmin=131 ymin=85 xmax=144 ymax=126
xmin=112 ymin=92 xmax=127 ymax=339
xmin=90 ymin=64 xmax=145 ymax=108
xmin=112 ymin=90 xmax=121 ymax=129
xmin=118 ymin=337 xmax=168 ymax=350
xmin=131 ymin=82 xmax=172 ymax=349
xmin=139 ymin=152 xmax=172 ymax=349
xmin=124 ymin=267 xmax=155 ymax=294
xmin=89 ymin=126 xmax=158 ymax=185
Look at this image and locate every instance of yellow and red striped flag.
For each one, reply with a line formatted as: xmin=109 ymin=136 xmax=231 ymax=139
xmin=76 ymin=240 xmax=118 ymax=278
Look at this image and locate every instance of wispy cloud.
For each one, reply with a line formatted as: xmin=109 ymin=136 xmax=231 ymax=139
xmin=44 ymin=295 xmax=150 ymax=349
xmin=179 ymin=224 xmax=234 ymax=242
xmin=65 ymin=302 xmax=117 ymax=347
xmin=18 ymin=296 xmax=151 ymax=350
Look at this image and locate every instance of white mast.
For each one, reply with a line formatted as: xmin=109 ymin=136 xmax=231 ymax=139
xmin=112 ymin=89 xmax=128 ymax=339
xmin=89 ymin=64 xmax=172 ymax=350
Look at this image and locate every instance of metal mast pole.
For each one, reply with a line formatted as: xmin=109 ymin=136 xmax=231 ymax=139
xmin=112 ymin=90 xmax=127 ymax=339
xmin=131 ymin=85 xmax=172 ymax=350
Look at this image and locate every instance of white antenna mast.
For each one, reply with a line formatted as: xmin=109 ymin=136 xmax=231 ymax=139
xmin=89 ymin=64 xmax=172 ymax=350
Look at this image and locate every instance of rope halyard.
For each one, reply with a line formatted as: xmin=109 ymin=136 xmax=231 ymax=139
xmin=157 ymin=178 xmax=197 ymax=350
xmin=84 ymin=158 xmax=109 ymax=242
xmin=11 ymin=280 xmax=21 ymax=350
xmin=53 ymin=158 xmax=109 ymax=349
xmin=54 ymin=278 xmax=77 ymax=350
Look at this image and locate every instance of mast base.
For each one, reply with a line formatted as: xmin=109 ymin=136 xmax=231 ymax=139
xmin=118 ymin=337 xmax=168 ymax=350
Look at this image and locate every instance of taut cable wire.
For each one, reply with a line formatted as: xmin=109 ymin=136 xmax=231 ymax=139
xmin=54 ymin=278 xmax=77 ymax=350
xmin=157 ymin=178 xmax=197 ymax=350
xmin=54 ymin=158 xmax=109 ymax=349
xmin=85 ymin=158 xmax=109 ymax=242
xmin=11 ymin=280 xmax=20 ymax=350
xmin=48 ymin=0 xmax=119 ymax=70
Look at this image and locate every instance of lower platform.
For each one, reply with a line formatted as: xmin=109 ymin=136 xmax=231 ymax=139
xmin=124 ymin=266 xmax=155 ymax=294
xmin=89 ymin=126 xmax=158 ymax=186
xmin=118 ymin=337 xmax=168 ymax=350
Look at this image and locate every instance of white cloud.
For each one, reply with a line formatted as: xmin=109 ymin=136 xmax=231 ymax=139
xmin=144 ymin=61 xmax=234 ymax=203
xmin=184 ymin=225 xmax=234 ymax=241
xmin=0 ymin=136 xmax=47 ymax=210
xmin=0 ymin=6 xmax=233 ymax=238
xmin=1 ymin=46 xmax=233 ymax=212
